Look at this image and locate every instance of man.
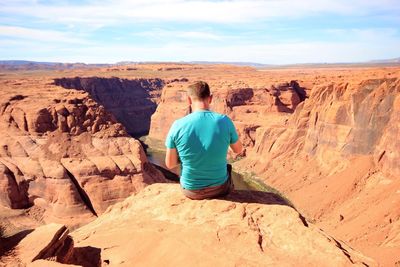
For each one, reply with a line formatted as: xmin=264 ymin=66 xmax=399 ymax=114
xmin=165 ymin=81 xmax=242 ymax=200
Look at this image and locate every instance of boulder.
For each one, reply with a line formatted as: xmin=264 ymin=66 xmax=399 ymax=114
xmin=17 ymin=223 xmax=73 ymax=265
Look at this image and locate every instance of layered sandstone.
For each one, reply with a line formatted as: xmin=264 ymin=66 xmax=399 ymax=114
xmin=236 ymin=77 xmax=400 ymax=265
xmin=0 ymin=76 xmax=166 ymax=229
xmin=54 ymin=77 xmax=164 ymax=136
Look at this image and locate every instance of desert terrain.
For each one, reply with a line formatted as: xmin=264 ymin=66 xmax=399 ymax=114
xmin=0 ymin=63 xmax=399 ymax=266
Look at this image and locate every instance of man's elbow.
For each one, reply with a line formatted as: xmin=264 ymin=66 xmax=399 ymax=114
xmin=165 ymin=158 xmax=178 ymax=169
xmin=231 ymin=141 xmax=243 ymax=154
xmin=165 ymin=159 xmax=174 ymax=169
xmin=233 ymin=146 xmax=243 ymax=154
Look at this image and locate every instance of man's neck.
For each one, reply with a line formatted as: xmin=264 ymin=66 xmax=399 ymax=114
xmin=191 ymin=102 xmax=210 ymax=112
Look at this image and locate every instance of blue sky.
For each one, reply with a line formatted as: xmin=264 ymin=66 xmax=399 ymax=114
xmin=0 ymin=0 xmax=399 ymax=64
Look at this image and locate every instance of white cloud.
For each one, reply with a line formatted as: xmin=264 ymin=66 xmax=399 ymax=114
xmin=1 ymin=0 xmax=399 ymax=26
xmin=325 ymin=28 xmax=399 ymax=41
xmin=0 ymin=26 xmax=89 ymax=44
xmin=4 ymin=38 xmax=398 ymax=64
xmin=134 ymin=29 xmax=224 ymax=40
xmin=1 ymin=1 xmax=399 ymax=63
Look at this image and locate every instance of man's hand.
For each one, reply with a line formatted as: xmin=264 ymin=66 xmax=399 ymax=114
xmin=229 ymin=140 xmax=243 ymax=154
xmin=165 ymin=148 xmax=180 ymax=169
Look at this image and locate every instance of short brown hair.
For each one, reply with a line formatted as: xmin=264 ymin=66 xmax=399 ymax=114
xmin=187 ymin=81 xmax=210 ymax=100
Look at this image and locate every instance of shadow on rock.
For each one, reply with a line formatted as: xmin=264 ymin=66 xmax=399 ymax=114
xmin=0 ymin=229 xmax=34 ymax=257
xmin=221 ymin=190 xmax=294 ymax=208
xmin=67 ymin=246 xmax=102 ymax=267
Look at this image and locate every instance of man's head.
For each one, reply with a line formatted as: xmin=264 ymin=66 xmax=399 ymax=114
xmin=187 ymin=81 xmax=211 ymax=101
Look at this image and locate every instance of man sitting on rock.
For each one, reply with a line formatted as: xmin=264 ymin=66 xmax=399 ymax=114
xmin=165 ymin=81 xmax=242 ymax=200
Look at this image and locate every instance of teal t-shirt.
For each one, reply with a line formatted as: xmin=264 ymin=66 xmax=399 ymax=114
xmin=165 ymin=110 xmax=239 ymax=190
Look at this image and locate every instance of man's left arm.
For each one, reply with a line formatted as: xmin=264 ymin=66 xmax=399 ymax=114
xmin=165 ymin=122 xmax=180 ymax=169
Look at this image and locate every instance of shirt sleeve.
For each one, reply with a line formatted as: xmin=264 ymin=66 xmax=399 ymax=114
xmin=227 ymin=117 xmax=239 ymax=144
xmin=165 ymin=121 xmax=177 ymax=149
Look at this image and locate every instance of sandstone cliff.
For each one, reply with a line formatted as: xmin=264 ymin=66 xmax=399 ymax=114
xmin=236 ymin=77 xmax=400 ymax=264
xmin=0 ymin=76 xmax=166 ymax=229
xmin=54 ymin=77 xmax=164 ymax=136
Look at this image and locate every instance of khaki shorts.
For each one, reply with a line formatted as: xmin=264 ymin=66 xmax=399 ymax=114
xmin=182 ymin=164 xmax=234 ymax=200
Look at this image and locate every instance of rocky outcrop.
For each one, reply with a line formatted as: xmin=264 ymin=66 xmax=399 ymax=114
xmin=240 ymin=78 xmax=400 ymax=176
xmin=54 ymin=77 xmax=165 ymax=136
xmin=236 ymin=77 xmax=400 ymax=265
xmin=2 ymin=184 xmax=374 ymax=266
xmin=1 ymin=89 xmax=125 ymax=136
xmin=1 ymin=223 xmax=96 ymax=267
xmin=0 ymin=76 xmax=166 ymax=227
xmin=0 ymin=223 xmax=74 ymax=266
xmin=16 ymin=223 xmax=73 ymax=265
xmin=69 ymin=183 xmax=374 ymax=267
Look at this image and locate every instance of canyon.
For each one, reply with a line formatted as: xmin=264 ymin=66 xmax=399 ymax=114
xmin=0 ymin=73 xmax=166 ymax=231
xmin=0 ymin=64 xmax=399 ymax=266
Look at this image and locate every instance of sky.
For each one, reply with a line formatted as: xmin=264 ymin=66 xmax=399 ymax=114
xmin=0 ymin=0 xmax=399 ymax=64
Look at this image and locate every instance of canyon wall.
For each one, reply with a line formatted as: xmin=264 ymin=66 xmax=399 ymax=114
xmin=240 ymin=78 xmax=399 ymax=174
xmin=149 ymin=80 xmax=306 ymax=154
xmin=54 ymin=77 xmax=165 ymax=136
xmin=0 ymin=77 xmax=166 ymax=227
xmin=236 ymin=77 xmax=400 ymax=264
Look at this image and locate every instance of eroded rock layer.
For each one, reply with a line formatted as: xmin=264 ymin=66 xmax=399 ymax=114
xmin=0 ymin=76 xmax=166 ymax=228
xmin=236 ymin=77 xmax=400 ymax=265
xmin=54 ymin=77 xmax=165 ymax=136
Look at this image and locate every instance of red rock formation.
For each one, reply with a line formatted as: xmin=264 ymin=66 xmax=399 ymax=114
xmin=0 ymin=223 xmax=74 ymax=266
xmin=69 ymin=183 xmax=374 ymax=267
xmin=1 ymin=64 xmax=399 ymax=266
xmin=1 ymin=184 xmax=374 ymax=266
xmin=54 ymin=77 xmax=164 ymax=136
xmin=236 ymin=77 xmax=400 ymax=265
xmin=0 ymin=76 xmax=166 ymax=228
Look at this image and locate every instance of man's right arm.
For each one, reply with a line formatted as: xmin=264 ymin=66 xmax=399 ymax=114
xmin=227 ymin=117 xmax=242 ymax=154
xmin=230 ymin=140 xmax=243 ymax=154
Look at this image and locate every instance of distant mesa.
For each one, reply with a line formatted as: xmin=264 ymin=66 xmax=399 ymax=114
xmin=1 ymin=57 xmax=399 ymax=71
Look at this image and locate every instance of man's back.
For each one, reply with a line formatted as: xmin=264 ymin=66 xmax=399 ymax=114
xmin=165 ymin=110 xmax=238 ymax=190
